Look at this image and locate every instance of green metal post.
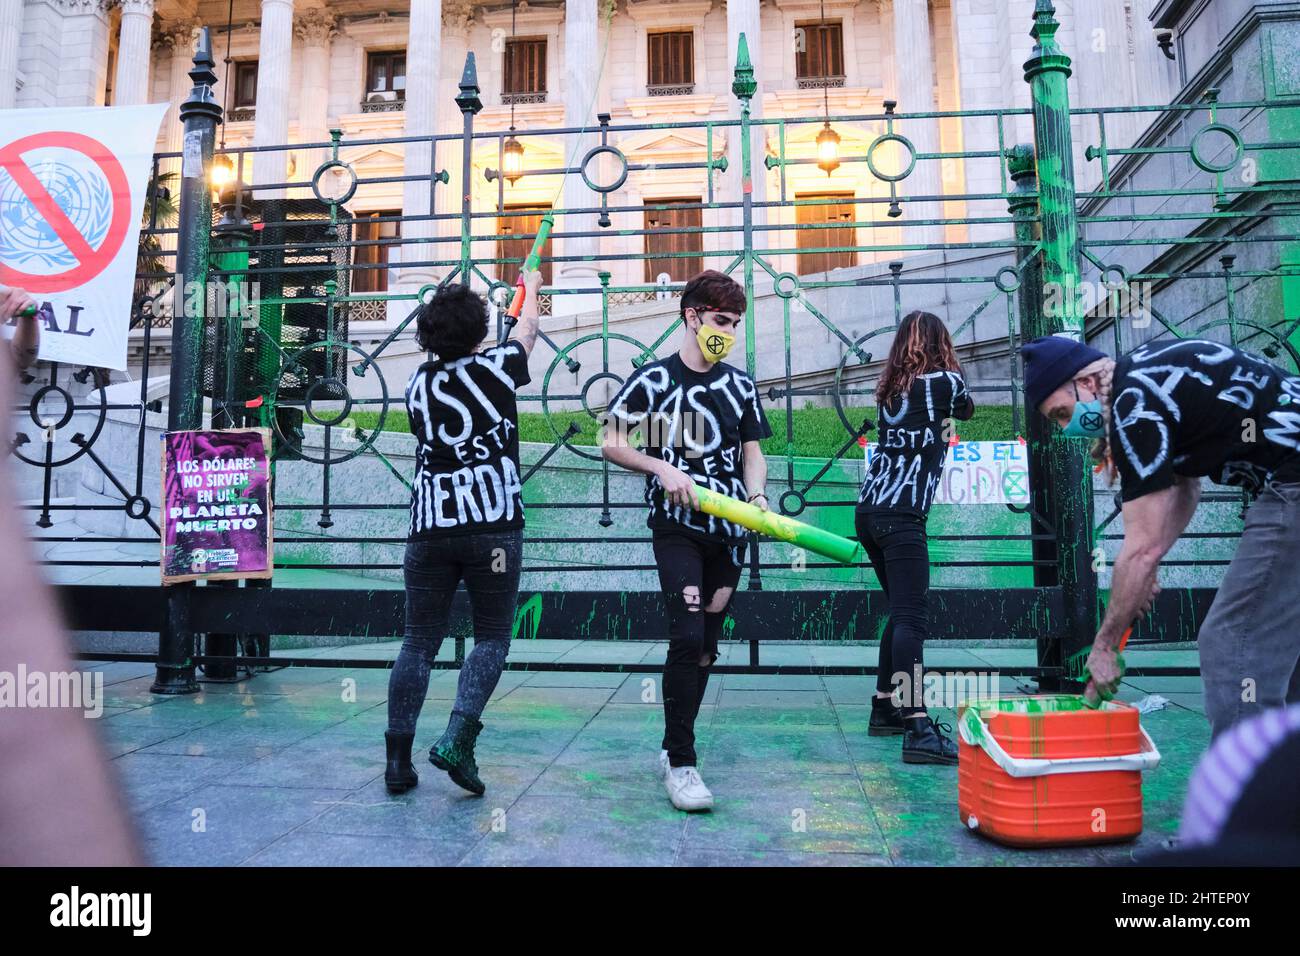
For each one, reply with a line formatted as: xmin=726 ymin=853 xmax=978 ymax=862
xmin=1008 ymin=145 xmax=1065 ymax=673
xmin=456 ymin=53 xmax=482 ymax=284
xmin=152 ymin=28 xmax=220 ymax=695
xmin=1025 ymin=0 xmax=1083 ymax=336
xmin=1023 ymin=1 xmax=1097 ymax=687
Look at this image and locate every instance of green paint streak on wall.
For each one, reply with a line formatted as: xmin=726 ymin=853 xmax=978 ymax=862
xmin=512 ymin=593 xmax=543 ymax=640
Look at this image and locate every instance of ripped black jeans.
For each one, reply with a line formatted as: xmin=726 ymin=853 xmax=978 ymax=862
xmin=651 ymin=530 xmax=745 ymax=768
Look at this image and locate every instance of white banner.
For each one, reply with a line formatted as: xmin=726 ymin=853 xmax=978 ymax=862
xmin=864 ymin=439 xmax=1032 ymax=505
xmin=0 ymin=103 xmax=168 ymax=371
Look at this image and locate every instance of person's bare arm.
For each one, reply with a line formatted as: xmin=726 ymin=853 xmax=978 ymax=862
xmin=742 ymin=440 xmax=768 ymax=511
xmin=601 ymin=419 xmax=698 ymax=510
xmin=1084 ymin=480 xmax=1197 ymax=699
xmin=511 ymin=268 xmax=543 ymax=357
xmin=1096 ymin=483 xmax=1193 ymax=648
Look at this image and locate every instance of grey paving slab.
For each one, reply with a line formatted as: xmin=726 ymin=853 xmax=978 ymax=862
xmin=219 ymin=734 xmax=385 ymax=790
xmin=721 ymin=673 xmax=826 ymax=691
xmin=301 ymin=772 xmax=543 ymax=842
xmin=695 ymin=723 xmax=855 ymax=776
xmin=454 ymin=795 xmax=685 ymax=866
xmin=521 ymin=671 xmax=630 ymax=688
xmin=137 ymin=715 xmax=345 ymax=760
xmin=716 ymin=688 xmax=832 ymax=710
xmin=711 ymin=703 xmax=838 ymax=727
xmin=135 ymin=783 xmax=341 ymax=866
xmin=673 ymin=848 xmax=892 ymax=867
xmin=679 ymin=771 xmax=886 ymax=856
xmin=243 ymin=831 xmax=474 ymax=867
xmin=114 ymin=751 xmax=253 ymax=813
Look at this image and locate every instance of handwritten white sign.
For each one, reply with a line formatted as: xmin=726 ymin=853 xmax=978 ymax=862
xmin=863 ymin=440 xmax=1031 ymax=505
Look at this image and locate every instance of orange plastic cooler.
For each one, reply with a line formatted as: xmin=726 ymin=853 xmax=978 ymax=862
xmin=957 ymin=696 xmax=1161 ymax=847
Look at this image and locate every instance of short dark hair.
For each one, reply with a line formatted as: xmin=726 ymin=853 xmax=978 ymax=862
xmin=680 ymin=270 xmax=746 ymax=321
xmin=416 ymin=283 xmax=489 ymax=361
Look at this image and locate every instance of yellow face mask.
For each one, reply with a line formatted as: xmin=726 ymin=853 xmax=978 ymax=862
xmin=693 ymin=314 xmax=736 ymax=364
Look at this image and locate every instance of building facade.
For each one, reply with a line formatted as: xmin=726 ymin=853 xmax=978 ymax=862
xmin=4 ymin=1 xmax=1184 ymax=296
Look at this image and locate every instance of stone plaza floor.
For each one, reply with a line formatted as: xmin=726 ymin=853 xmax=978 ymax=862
xmin=86 ymin=641 xmax=1207 ymax=866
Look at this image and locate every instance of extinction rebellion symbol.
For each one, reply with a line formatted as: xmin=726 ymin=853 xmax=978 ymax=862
xmin=1080 ymin=410 xmax=1104 ymax=432
xmin=0 ymin=131 xmax=131 ymax=294
xmin=705 ymin=334 xmax=726 ymax=356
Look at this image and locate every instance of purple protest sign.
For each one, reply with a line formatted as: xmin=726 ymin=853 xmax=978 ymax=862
xmin=161 ymin=428 xmax=273 ymax=584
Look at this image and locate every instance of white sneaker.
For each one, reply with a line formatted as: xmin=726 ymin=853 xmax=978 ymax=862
xmin=664 ymin=764 xmax=714 ymax=812
xmin=658 ymin=749 xmax=669 ymax=778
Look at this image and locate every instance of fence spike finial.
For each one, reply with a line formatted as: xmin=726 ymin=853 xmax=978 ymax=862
xmin=732 ymin=32 xmax=757 ymax=101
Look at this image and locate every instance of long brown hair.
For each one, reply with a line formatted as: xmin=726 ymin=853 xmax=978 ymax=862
xmin=875 ymin=310 xmax=962 ymax=408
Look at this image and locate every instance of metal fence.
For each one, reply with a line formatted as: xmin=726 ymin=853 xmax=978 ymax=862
xmin=14 ymin=2 xmax=1299 ymax=690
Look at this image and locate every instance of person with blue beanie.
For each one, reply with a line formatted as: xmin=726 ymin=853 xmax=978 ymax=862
xmin=1021 ymin=333 xmax=1300 ymax=740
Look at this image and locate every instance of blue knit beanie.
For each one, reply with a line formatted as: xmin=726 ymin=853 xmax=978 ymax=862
xmin=1020 ymin=335 xmax=1108 ymax=410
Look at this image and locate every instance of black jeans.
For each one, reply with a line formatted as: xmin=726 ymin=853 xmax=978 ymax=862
xmin=386 ymin=530 xmax=524 ymax=736
xmin=856 ymin=509 xmax=930 ymax=717
xmin=651 ymin=530 xmax=744 ymax=767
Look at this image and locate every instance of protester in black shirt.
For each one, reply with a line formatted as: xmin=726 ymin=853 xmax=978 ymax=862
xmin=1023 ymin=335 xmax=1300 ymax=739
xmin=859 ymin=310 xmax=973 ymax=765
xmin=602 ymin=270 xmax=772 ymax=812
xmin=384 ymin=271 xmax=541 ymax=796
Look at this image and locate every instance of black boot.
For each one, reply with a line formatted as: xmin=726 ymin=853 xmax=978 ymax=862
xmin=384 ymin=731 xmax=419 ymax=794
xmin=429 ymin=710 xmax=485 ymax=795
xmin=902 ymin=715 xmax=959 ymax=765
xmin=868 ymin=696 xmax=906 ymax=736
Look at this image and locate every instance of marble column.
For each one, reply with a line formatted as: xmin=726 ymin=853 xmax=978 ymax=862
xmin=890 ymin=0 xmax=942 ymax=247
xmin=49 ymin=0 xmax=114 ymax=107
xmin=113 ymin=0 xmax=155 ymax=105
xmin=161 ymin=22 xmax=198 ymax=175
xmin=0 ymin=0 xmax=22 ymax=109
xmin=252 ymin=0 xmax=295 ymax=197
xmin=952 ymin=0 xmax=1009 ymax=242
xmin=552 ymin=0 xmax=600 ymax=316
xmin=428 ymin=0 xmax=470 ymax=293
xmin=727 ymin=0 xmax=767 ymax=243
xmin=397 ymin=0 xmax=442 ymax=296
xmin=295 ymin=10 xmax=336 ymax=188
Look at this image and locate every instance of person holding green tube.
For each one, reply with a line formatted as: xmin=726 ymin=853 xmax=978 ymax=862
xmin=601 ymin=269 xmax=772 ymax=812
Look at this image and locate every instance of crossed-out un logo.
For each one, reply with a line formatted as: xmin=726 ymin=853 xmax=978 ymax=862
xmin=0 ymin=159 xmax=113 ymax=270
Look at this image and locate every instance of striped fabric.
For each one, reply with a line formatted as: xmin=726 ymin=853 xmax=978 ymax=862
xmin=1179 ymin=703 xmax=1300 ymax=846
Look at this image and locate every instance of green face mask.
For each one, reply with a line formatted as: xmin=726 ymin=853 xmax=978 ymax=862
xmin=693 ymin=313 xmax=736 ymax=363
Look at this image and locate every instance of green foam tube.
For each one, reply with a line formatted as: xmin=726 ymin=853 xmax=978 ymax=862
xmin=506 ymin=214 xmax=554 ymax=319
xmin=694 ymin=485 xmax=862 ymax=565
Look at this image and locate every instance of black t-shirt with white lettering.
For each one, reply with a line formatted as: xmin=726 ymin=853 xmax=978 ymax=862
xmin=858 ymin=370 xmax=974 ymax=516
xmin=406 ymin=340 xmax=531 ymax=538
xmin=1109 ymin=338 xmax=1300 ymax=502
xmin=605 ymin=353 xmax=772 ymax=543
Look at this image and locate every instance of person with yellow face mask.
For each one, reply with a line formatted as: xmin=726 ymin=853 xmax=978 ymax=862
xmin=602 ymin=270 xmax=772 ymax=812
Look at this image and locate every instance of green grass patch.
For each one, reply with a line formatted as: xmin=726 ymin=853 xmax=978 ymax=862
xmin=352 ymin=404 xmax=1021 ymax=460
